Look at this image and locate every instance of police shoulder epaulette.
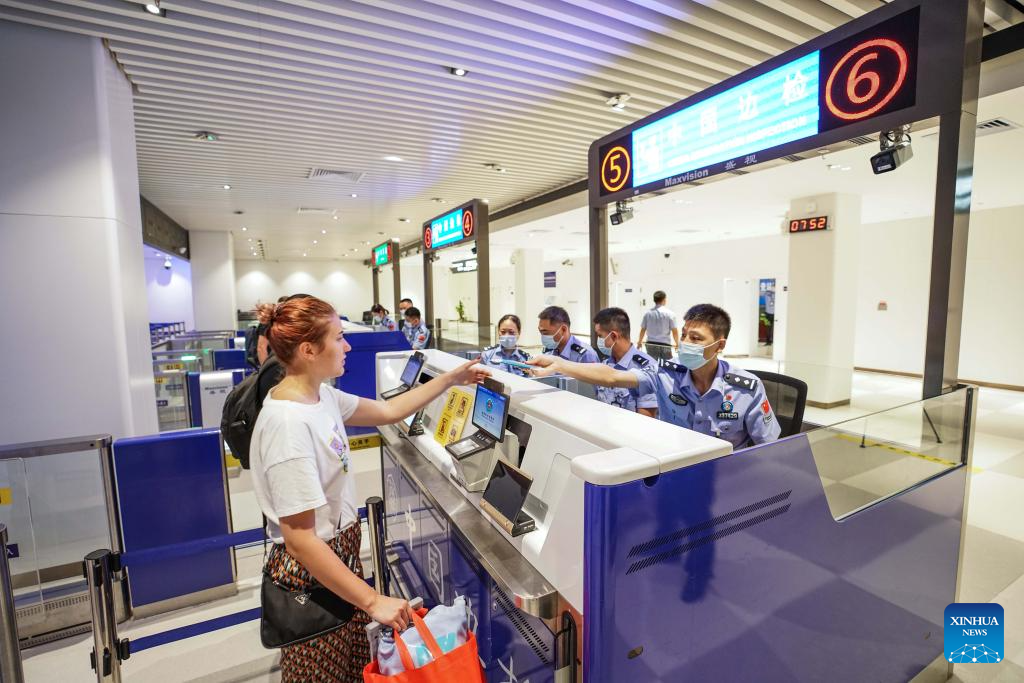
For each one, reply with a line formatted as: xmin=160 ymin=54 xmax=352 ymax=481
xmin=724 ymin=372 xmax=758 ymax=390
xmin=520 ymin=350 xmax=531 ymax=360
xmin=571 ymin=342 xmax=586 ymax=354
xmin=659 ymin=358 xmax=687 ymax=373
xmin=632 ymin=354 xmax=650 ymax=368
xmin=484 ymin=344 xmax=499 ymax=351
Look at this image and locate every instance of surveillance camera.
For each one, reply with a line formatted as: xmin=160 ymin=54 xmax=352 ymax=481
xmin=663 ymin=253 xmax=670 ymax=258
xmin=870 ymin=143 xmax=913 ymax=174
xmin=610 ymin=199 xmax=634 ymax=226
xmin=471 ymin=245 xmax=478 ymax=255
xmin=163 ymin=257 xmax=172 ymax=270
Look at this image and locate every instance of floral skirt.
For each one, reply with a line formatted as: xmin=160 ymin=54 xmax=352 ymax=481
xmin=265 ymin=523 xmax=372 ymax=683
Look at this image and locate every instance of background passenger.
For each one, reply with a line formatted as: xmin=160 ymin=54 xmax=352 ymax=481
xmin=480 ymin=314 xmax=531 ymax=376
xmin=398 ymin=298 xmax=413 ymax=315
xmin=537 ymin=305 xmax=599 ymax=364
xmin=637 ymin=290 xmax=679 ymax=361
xmin=250 ymin=295 xmax=488 ymax=681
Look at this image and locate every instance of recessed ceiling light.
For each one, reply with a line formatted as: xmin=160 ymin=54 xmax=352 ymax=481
xmin=241 ymin=226 xmax=247 ymax=231
xmin=827 ymin=164 xmax=841 ymax=170
xmin=302 ymin=252 xmax=307 ymax=257
xmin=332 ymin=215 xmax=339 ymax=220
xmin=482 ymin=198 xmax=489 ymax=204
xmin=449 ymin=66 xmax=468 ymax=77
xmin=222 ymin=184 xmax=231 ymax=190
xmin=313 ymin=240 xmax=318 ymax=244
xmin=383 ymin=155 xmax=403 ymax=162
xmin=363 ymin=241 xmax=371 ymax=245
xmin=247 ymin=238 xmax=252 ymax=242
xmin=817 ymin=148 xmax=830 ymax=154
xmin=432 ymin=197 xmax=445 ymax=203
xmin=605 ymin=93 xmax=631 ymax=110
xmin=144 ymin=1 xmax=164 ymax=16
xmin=193 ymin=131 xmax=218 ymax=142
xmin=398 ymin=218 xmax=410 ymax=223
xmin=350 ymin=193 xmax=358 ymax=198
xmin=321 ymin=229 xmax=327 ymax=234
xmin=840 ymin=166 xmax=851 ymax=171
xmin=391 ymin=236 xmax=401 ymax=241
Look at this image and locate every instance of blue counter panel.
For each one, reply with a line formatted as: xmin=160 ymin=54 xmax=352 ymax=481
xmin=337 ymin=331 xmax=410 ymax=436
xmin=114 ymin=428 xmax=234 ymax=607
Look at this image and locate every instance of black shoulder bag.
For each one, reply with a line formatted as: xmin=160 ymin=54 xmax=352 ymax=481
xmin=259 ymin=570 xmax=356 ymax=648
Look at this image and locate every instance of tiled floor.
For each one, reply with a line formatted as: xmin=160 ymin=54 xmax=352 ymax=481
xmin=18 ymin=368 xmax=1024 ymax=682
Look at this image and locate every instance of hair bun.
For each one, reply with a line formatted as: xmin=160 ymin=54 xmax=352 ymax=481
xmin=255 ymin=302 xmax=278 ymax=326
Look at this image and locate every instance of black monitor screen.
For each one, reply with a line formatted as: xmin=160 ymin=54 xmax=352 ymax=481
xmin=472 ymin=382 xmax=509 ymax=442
xmin=399 ymin=354 xmax=424 ymax=387
xmin=482 ymin=461 xmax=532 ymax=525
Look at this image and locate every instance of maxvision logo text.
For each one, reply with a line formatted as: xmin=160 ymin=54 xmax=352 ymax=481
xmin=664 ymin=168 xmax=710 ymax=187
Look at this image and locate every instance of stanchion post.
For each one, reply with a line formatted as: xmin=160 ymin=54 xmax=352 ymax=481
xmin=84 ymin=550 xmax=123 ymax=683
xmin=365 ymin=497 xmax=389 ymax=597
xmin=0 ymin=525 xmax=25 ymax=683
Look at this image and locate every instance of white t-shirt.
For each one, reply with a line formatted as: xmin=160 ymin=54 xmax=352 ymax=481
xmin=250 ymin=383 xmax=361 ymax=543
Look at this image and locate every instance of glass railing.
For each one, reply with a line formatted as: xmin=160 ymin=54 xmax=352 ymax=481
xmin=154 ymin=370 xmax=190 ymax=432
xmin=804 ymin=386 xmax=973 ymax=520
xmin=435 ymin=321 xmax=494 ymax=352
xmin=0 ymin=436 xmax=125 ymax=643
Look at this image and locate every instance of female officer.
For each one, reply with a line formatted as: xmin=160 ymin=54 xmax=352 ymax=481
xmin=480 ymin=314 xmax=531 ymax=376
xmin=370 ymin=303 xmax=397 ymax=331
xmin=250 ymin=296 xmax=488 ymax=681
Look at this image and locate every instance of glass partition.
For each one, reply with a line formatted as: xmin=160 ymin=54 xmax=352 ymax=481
xmin=153 ymin=370 xmax=190 ymax=432
xmin=805 ymin=386 xmax=972 ymax=520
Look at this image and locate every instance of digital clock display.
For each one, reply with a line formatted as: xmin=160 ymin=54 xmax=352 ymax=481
xmin=789 ymin=216 xmax=829 ymax=233
xmin=372 ymin=241 xmax=392 ymax=266
xmin=595 ymin=7 xmax=920 ymax=199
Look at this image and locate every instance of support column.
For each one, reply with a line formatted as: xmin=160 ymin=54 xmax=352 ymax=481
xmin=513 ymin=249 xmax=544 ymax=347
xmin=372 ymin=267 xmax=380 ymax=305
xmin=476 ymin=219 xmax=491 ymax=348
xmin=924 ymin=0 xmax=985 ymax=398
xmin=190 ymin=231 xmax=237 ymax=330
xmin=588 ymin=204 xmax=609 ymax=348
xmin=423 ymin=252 xmax=435 ymax=342
xmin=783 ymin=193 xmax=860 ymax=408
xmin=0 ymin=21 xmax=157 ymax=440
xmin=391 ymin=243 xmax=402 ymax=315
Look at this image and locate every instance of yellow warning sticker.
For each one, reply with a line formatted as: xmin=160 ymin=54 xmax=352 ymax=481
xmin=0 ymin=488 xmax=12 ymax=505
xmin=434 ymin=388 xmax=473 ymax=445
xmin=349 ymin=434 xmax=381 ymax=451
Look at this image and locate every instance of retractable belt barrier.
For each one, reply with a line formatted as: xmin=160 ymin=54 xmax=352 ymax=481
xmin=84 ymin=506 xmax=375 ymax=682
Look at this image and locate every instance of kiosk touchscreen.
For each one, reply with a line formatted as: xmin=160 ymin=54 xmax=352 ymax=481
xmin=381 ymin=352 xmax=425 ymax=399
xmin=445 ymin=378 xmax=510 ymax=459
xmin=480 ymin=460 xmax=536 ymax=536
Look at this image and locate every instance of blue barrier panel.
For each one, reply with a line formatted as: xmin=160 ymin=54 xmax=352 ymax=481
xmin=213 ymin=348 xmax=247 ymax=370
xmin=186 ymin=372 xmax=202 ymax=427
xmin=337 ymin=330 xmax=410 ymax=436
xmin=114 ymin=429 xmax=235 ymax=608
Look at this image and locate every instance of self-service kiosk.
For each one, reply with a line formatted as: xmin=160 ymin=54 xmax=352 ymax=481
xmin=375 ymin=350 xmax=974 ymax=683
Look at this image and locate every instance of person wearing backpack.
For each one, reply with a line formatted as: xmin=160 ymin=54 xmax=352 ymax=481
xmin=249 ymin=295 xmax=489 ymax=682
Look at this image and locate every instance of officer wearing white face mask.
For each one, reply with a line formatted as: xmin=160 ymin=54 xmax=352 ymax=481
xmin=592 ymin=307 xmax=658 ymax=417
xmin=537 ymin=305 xmax=599 ymax=364
xmin=528 ymin=304 xmax=780 ymax=448
xmin=480 ymin=313 xmax=531 ymax=376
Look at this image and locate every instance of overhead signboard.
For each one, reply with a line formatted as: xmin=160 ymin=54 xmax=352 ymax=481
xmin=589 ymin=0 xmax=961 ymax=205
xmin=372 ymin=241 xmax=393 ymax=266
xmin=422 ymin=199 xmax=486 ymax=253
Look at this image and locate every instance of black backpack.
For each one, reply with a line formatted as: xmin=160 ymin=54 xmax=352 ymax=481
xmin=244 ymin=323 xmax=267 ymax=370
xmin=221 ymin=355 xmax=285 ymax=468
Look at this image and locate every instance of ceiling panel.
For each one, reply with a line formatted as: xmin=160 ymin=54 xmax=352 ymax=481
xmin=6 ymin=0 xmax=1013 ymax=263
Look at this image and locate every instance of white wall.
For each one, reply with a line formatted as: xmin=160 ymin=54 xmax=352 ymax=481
xmin=0 ymin=21 xmax=157 ymax=441
xmin=191 ymin=231 xmax=237 ymax=330
xmin=235 ymin=259 xmax=373 ymax=320
xmin=145 ymin=253 xmax=195 ymax=329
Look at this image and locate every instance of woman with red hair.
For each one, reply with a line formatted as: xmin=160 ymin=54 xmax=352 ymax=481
xmin=250 ymin=295 xmax=488 ymax=682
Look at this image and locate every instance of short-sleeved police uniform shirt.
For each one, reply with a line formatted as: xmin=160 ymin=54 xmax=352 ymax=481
xmin=640 ymin=305 xmax=678 ymax=344
xmin=480 ymin=345 xmax=531 ymax=376
xmin=545 ymin=334 xmax=599 ymax=364
xmin=595 ymin=344 xmax=658 ymax=412
xmin=633 ymin=358 xmax=780 ymax=448
xmin=403 ymin=322 xmax=430 ymax=350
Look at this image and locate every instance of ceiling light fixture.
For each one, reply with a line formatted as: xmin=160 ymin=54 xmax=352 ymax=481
xmin=449 ymin=66 xmax=468 ymax=77
xmin=398 ymin=218 xmax=410 ymax=223
xmin=383 ymin=155 xmax=403 ymax=162
xmin=313 ymin=240 xmax=318 ymax=244
xmin=241 ymin=226 xmax=247 ymax=231
xmin=222 ymin=184 xmax=231 ymax=190
xmin=193 ymin=131 xmax=218 ymax=142
xmin=321 ymin=229 xmax=327 ymax=234
xmin=350 ymin=193 xmax=358 ymax=198
xmin=303 ymin=252 xmax=307 ymax=257
xmin=432 ymin=197 xmax=445 ymax=203
xmin=332 ymin=215 xmax=339 ymax=221
xmin=144 ymin=1 xmax=165 ymax=16
xmin=605 ymin=93 xmax=632 ymax=110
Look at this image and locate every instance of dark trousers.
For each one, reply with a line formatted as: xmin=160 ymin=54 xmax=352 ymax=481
xmin=645 ymin=342 xmax=673 ymax=361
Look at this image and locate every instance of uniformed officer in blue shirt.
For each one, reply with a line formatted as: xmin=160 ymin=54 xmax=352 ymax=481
xmin=480 ymin=313 xmax=532 ymax=376
xmin=371 ymin=303 xmax=397 ymax=331
xmin=529 ymin=304 xmax=780 ymax=448
xmin=537 ymin=305 xmax=599 ymax=364
xmin=592 ymin=307 xmax=658 ymax=417
xmin=402 ymin=306 xmax=430 ymax=350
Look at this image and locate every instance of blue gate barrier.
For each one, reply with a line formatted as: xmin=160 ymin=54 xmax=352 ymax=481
xmin=129 ymin=607 xmax=262 ymax=655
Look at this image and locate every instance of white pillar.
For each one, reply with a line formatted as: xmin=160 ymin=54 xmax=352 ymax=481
xmin=783 ymin=193 xmax=860 ymax=408
xmin=513 ymin=249 xmax=544 ymax=346
xmin=190 ymin=231 xmax=238 ymax=330
xmin=0 ymin=21 xmax=157 ymax=440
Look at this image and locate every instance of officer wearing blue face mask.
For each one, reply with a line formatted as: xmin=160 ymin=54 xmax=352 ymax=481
xmin=480 ymin=313 xmax=531 ymax=376
xmin=371 ymin=303 xmax=397 ymax=332
xmin=537 ymin=305 xmax=599 ymax=364
xmin=592 ymin=307 xmax=658 ymax=417
xmin=529 ymin=303 xmax=780 ymax=448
